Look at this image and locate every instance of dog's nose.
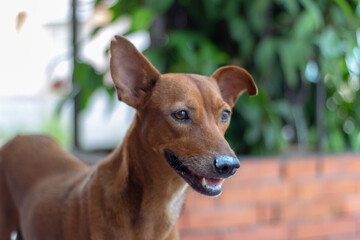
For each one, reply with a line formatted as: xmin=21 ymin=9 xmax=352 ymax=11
xmin=214 ymin=155 xmax=240 ymax=178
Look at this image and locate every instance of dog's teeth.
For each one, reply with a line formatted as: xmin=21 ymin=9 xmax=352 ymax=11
xmin=202 ymin=177 xmax=207 ymax=187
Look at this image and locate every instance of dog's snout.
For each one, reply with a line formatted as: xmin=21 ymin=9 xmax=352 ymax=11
xmin=214 ymin=155 xmax=240 ymax=177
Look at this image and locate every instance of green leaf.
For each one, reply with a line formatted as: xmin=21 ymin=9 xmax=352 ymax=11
xmin=198 ymin=41 xmax=228 ymax=75
xmin=273 ymin=100 xmax=294 ymax=123
xmin=109 ymin=0 xmax=141 ymax=22
xmin=293 ymin=11 xmax=318 ymax=38
xmin=319 ymin=27 xmax=344 ymax=58
xmin=228 ymin=16 xmax=253 ymax=58
xmin=144 ymin=48 xmax=166 ymax=73
xmin=329 ymin=4 xmax=348 ymax=26
xmin=279 ymin=41 xmax=298 ymax=88
xmin=202 ymin=0 xmax=222 ymax=21
xmin=75 ymin=62 xmax=104 ymax=111
xmin=299 ymin=0 xmax=323 ymax=31
xmin=236 ymin=98 xmax=262 ymax=123
xmin=148 ymin=0 xmax=174 ymax=13
xmin=130 ymin=7 xmax=155 ymax=31
xmin=248 ymin=0 xmax=271 ymax=34
xmin=332 ymin=0 xmax=354 ymax=18
xmin=263 ymin=123 xmax=277 ymax=149
xmin=167 ymin=31 xmax=202 ymax=72
xmin=275 ymin=0 xmax=299 ymax=15
xmin=278 ymin=39 xmax=310 ymax=88
xmin=222 ymin=0 xmax=241 ymax=18
xmin=328 ymin=128 xmax=346 ymax=152
xmin=349 ymin=129 xmax=360 ymax=151
xmin=245 ymin=124 xmax=262 ymax=144
xmin=254 ymin=37 xmax=277 ymax=73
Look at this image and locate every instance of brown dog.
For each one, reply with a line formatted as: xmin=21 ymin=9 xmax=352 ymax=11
xmin=0 ymin=36 xmax=257 ymax=240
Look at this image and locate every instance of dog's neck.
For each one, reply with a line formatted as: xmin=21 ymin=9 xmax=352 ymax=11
xmin=95 ymin=114 xmax=188 ymax=239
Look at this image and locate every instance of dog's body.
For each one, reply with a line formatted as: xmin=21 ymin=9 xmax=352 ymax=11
xmin=0 ymin=36 xmax=257 ymax=240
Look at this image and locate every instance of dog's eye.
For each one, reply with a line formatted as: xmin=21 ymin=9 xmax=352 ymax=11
xmin=221 ymin=110 xmax=231 ymax=122
xmin=173 ymin=110 xmax=190 ymax=121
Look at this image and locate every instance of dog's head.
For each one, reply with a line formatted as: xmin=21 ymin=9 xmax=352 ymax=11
xmin=110 ymin=36 xmax=257 ymax=196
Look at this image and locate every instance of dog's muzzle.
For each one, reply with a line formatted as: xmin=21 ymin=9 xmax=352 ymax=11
xmin=164 ymin=150 xmax=239 ymax=197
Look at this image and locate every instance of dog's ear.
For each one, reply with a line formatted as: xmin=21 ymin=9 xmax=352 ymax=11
xmin=110 ymin=35 xmax=160 ymax=108
xmin=211 ymin=66 xmax=258 ymax=107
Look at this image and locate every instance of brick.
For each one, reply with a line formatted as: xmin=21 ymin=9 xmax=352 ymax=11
xmin=178 ymin=211 xmax=191 ymax=230
xmin=293 ymin=218 xmax=358 ymax=239
xmin=321 ymin=178 xmax=358 ymax=196
xmin=321 ymin=154 xmax=360 ymax=176
xmin=185 ymin=191 xmax=217 ymax=209
xmin=293 ymin=179 xmax=322 ymax=200
xmin=234 ymin=157 xmax=280 ymax=182
xmin=181 ymin=224 xmax=289 ymax=240
xmin=220 ymin=181 xmax=291 ymax=205
xmin=293 ymin=178 xmax=358 ymax=201
xmin=222 ymin=224 xmax=289 ymax=240
xmin=256 ymin=203 xmax=280 ymax=223
xmin=180 ymin=232 xmax=219 ymax=240
xmin=283 ymin=156 xmax=318 ymax=180
xmin=299 ymin=234 xmax=360 ymax=240
xmin=178 ymin=206 xmax=257 ymax=230
xmin=179 ymin=154 xmax=360 ymax=240
xmin=328 ymin=234 xmax=360 ymax=240
xmin=344 ymin=194 xmax=360 ymax=214
xmin=280 ymin=198 xmax=343 ymax=222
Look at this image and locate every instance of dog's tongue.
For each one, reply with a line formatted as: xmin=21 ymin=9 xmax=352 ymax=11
xmin=202 ymin=177 xmax=224 ymax=187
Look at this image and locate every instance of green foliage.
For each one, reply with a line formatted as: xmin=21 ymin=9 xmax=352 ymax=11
xmin=131 ymin=7 xmax=155 ymax=31
xmin=40 ymin=116 xmax=72 ymax=148
xmin=146 ymin=31 xmax=228 ymax=75
xmin=75 ymin=62 xmax=105 ymax=111
xmin=75 ymin=0 xmax=360 ymax=155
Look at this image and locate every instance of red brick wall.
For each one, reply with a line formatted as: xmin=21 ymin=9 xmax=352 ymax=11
xmin=178 ymin=153 xmax=360 ymax=240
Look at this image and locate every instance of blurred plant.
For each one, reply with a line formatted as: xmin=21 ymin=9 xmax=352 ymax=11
xmin=73 ymin=0 xmax=360 ymax=155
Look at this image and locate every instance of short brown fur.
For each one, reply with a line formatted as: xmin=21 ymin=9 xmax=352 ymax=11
xmin=0 ymin=36 xmax=257 ymax=240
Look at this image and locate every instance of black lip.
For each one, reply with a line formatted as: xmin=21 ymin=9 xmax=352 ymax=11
xmin=164 ymin=149 xmax=222 ymax=197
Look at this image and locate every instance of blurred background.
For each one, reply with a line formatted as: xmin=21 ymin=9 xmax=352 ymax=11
xmin=1 ymin=1 xmax=360 ymax=240
xmin=1 ymin=0 xmax=359 ymax=156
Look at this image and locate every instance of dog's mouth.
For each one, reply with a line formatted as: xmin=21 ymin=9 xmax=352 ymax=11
xmin=164 ymin=150 xmax=224 ymax=197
